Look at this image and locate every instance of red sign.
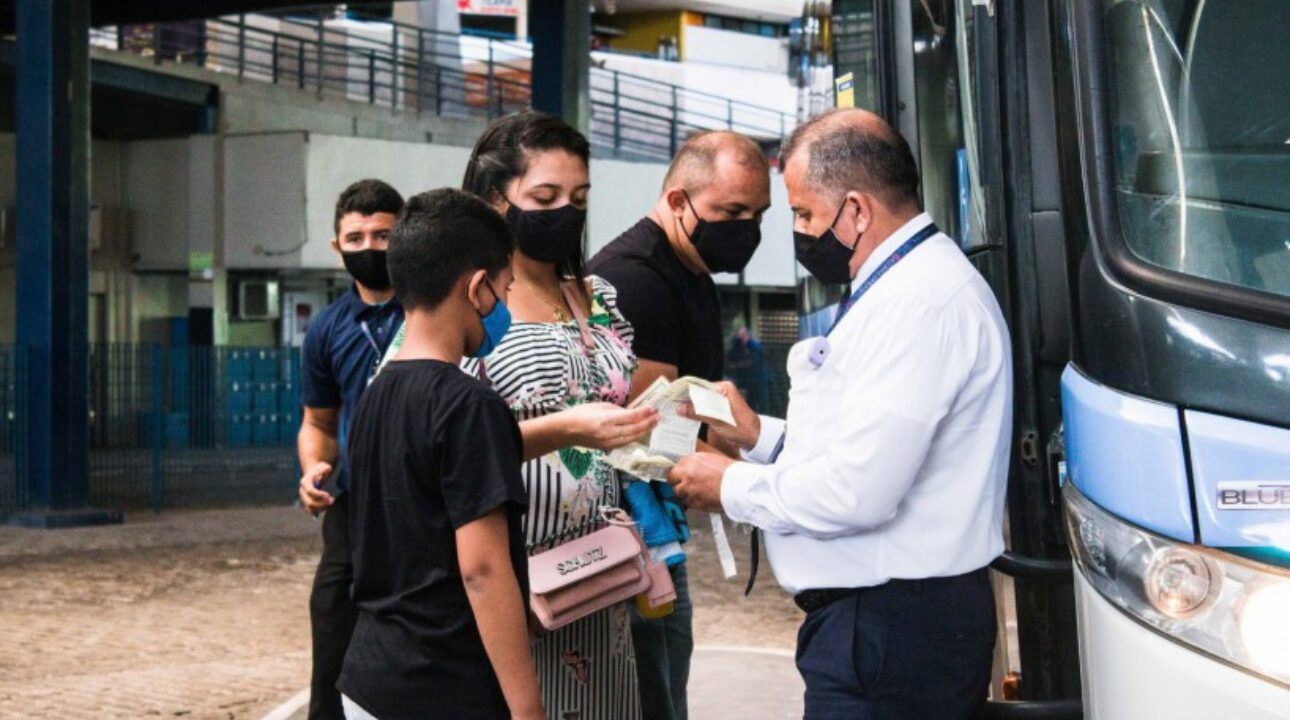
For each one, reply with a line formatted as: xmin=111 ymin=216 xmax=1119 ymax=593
xmin=458 ymin=0 xmax=520 ymax=16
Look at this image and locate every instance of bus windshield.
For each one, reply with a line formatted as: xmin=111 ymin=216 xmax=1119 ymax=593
xmin=1103 ymin=0 xmax=1290 ymax=300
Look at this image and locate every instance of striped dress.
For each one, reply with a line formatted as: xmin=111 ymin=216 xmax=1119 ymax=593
xmin=383 ymin=275 xmax=643 ymax=720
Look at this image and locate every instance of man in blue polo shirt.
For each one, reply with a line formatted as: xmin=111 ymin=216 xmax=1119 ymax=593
xmin=296 ymin=179 xmax=405 ymax=720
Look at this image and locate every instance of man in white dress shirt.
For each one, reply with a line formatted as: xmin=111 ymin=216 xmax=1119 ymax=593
xmin=668 ymin=108 xmax=1013 ymax=719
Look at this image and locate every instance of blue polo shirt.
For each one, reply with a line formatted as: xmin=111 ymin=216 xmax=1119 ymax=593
xmin=301 ymin=286 xmax=404 ymax=494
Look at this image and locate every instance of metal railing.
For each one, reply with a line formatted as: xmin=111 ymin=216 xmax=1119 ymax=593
xmin=89 ymin=11 xmax=797 ymax=160
xmin=0 ymin=344 xmax=302 ymax=513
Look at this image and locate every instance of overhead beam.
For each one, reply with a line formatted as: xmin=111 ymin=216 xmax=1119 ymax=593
xmin=530 ymin=0 xmax=590 ymax=132
xmin=0 ymin=0 xmax=343 ymax=35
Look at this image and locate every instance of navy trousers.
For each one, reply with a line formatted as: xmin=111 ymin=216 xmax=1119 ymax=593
xmin=794 ymin=568 xmax=996 ymax=720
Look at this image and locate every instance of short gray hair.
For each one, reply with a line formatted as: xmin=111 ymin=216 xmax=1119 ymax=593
xmin=779 ymin=110 xmax=921 ymax=210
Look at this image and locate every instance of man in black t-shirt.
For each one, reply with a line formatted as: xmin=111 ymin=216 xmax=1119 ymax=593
xmin=339 ymin=189 xmax=542 ymax=720
xmin=588 ymin=131 xmax=771 ymax=720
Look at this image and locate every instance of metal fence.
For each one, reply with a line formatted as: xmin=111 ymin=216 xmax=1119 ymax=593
xmin=88 ymin=10 xmax=796 ymax=161
xmin=0 ymin=344 xmax=302 ymax=514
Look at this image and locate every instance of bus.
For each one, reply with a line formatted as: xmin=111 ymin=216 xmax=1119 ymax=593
xmin=795 ymin=1 xmax=1290 ymax=717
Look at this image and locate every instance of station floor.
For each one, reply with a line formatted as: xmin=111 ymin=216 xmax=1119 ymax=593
xmin=0 ymin=504 xmax=802 ymax=718
xmin=275 ymin=646 xmax=804 ymax=719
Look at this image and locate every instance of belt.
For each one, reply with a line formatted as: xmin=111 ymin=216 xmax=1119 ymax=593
xmin=792 ymin=568 xmax=991 ymax=613
xmin=793 ymin=587 xmax=862 ymax=613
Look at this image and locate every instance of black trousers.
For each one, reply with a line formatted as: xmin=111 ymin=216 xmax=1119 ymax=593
xmin=794 ymin=568 xmax=996 ymax=720
xmin=309 ymin=492 xmax=358 ymax=720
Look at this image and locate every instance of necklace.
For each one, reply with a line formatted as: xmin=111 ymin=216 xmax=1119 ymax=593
xmin=517 ymin=278 xmax=571 ymax=323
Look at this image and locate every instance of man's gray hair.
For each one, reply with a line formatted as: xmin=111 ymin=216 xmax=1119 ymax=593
xmin=779 ymin=109 xmax=921 ymax=210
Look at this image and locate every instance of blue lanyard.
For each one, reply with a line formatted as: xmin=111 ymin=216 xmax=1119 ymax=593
xmin=827 ymin=223 xmax=938 ymax=335
xmin=359 ymin=320 xmax=381 ymax=358
xmin=358 ymin=307 xmax=396 ymax=365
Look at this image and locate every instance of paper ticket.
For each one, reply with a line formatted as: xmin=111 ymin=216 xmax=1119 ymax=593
xmin=630 ymin=376 xmax=734 ymax=427
xmin=710 ymin=513 xmax=737 ymax=579
xmin=686 ymin=384 xmax=735 ymax=426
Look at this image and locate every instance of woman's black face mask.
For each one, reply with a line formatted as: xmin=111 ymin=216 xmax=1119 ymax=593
xmin=506 ymin=202 xmax=587 ymax=264
xmin=680 ymin=191 xmax=762 ymax=274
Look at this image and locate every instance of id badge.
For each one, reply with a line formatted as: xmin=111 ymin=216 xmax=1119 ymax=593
xmin=787 ymin=336 xmax=831 ymax=374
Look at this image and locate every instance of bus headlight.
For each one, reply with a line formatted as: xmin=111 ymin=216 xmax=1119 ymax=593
xmin=1064 ymin=483 xmax=1290 ymax=689
xmin=1240 ymin=582 xmax=1290 ymax=678
xmin=1144 ymin=547 xmax=1216 ymax=618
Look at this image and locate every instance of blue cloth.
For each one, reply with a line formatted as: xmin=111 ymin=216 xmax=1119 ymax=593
xmin=301 ymin=286 xmax=403 ymax=494
xmin=623 ymin=480 xmax=683 ymax=549
xmin=654 ymin=481 xmax=691 ymax=543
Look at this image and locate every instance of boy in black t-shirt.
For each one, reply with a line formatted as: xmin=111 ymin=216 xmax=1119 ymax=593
xmin=338 ymin=189 xmax=543 ymax=720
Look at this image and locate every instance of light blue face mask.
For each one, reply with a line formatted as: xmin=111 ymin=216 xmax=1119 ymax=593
xmin=470 ymin=279 xmax=512 ymax=359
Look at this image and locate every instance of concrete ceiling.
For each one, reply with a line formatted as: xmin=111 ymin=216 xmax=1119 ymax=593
xmin=592 ymin=0 xmax=804 ymax=24
xmin=0 ymin=1 xmax=328 ymax=35
xmin=0 ymin=1 xmax=808 ymax=37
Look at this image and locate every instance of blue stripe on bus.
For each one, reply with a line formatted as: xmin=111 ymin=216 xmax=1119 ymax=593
xmin=1061 ymin=364 xmax=1195 ymax=542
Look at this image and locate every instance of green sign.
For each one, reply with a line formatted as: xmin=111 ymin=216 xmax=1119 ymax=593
xmin=189 ymin=250 xmax=214 ymax=273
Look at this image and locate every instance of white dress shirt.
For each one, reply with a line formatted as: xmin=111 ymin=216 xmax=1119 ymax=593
xmin=722 ymin=213 xmax=1013 ymax=595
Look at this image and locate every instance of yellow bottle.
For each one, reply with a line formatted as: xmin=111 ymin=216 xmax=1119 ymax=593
xmin=635 ymin=593 xmax=674 ymax=619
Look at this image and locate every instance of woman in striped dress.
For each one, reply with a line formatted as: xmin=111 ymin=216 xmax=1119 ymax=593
xmin=385 ymin=112 xmax=643 ymax=719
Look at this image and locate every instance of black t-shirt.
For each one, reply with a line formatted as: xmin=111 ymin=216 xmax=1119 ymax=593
xmin=338 ymin=359 xmax=527 ymax=720
xmin=588 ymin=217 xmax=724 ymax=381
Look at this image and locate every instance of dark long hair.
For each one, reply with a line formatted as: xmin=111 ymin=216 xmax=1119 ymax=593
xmin=462 ymin=111 xmax=592 ymax=298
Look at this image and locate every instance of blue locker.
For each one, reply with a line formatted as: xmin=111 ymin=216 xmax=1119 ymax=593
xmin=227 ymin=414 xmax=253 ymax=448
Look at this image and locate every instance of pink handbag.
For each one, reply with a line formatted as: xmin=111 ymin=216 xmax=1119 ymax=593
xmin=528 ymin=509 xmax=676 ymax=632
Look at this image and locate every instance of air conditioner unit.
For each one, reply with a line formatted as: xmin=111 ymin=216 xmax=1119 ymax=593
xmin=237 ymin=280 xmax=281 ymax=320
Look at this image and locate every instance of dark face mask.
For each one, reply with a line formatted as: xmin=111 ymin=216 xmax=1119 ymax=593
xmin=793 ymin=201 xmax=857 ymax=285
xmin=681 ymin=191 xmax=762 ymax=274
xmin=341 ymin=249 xmax=391 ymax=291
xmin=506 ymin=203 xmax=587 ymax=264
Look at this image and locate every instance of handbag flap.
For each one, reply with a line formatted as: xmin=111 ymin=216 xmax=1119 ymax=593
xmin=529 ymin=524 xmax=643 ymax=595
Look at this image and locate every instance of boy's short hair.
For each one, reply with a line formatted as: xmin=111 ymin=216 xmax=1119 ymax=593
xmin=334 ymin=179 xmax=405 ymax=234
xmin=388 ymin=188 xmax=514 ymax=310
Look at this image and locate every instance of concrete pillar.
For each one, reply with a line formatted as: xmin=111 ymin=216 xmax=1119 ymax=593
xmin=185 ymin=135 xmax=226 ymax=345
xmin=394 ymin=0 xmax=464 ymax=119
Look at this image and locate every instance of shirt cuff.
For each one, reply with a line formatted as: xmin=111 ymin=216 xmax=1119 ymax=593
xmin=741 ymin=415 xmax=786 ymax=464
xmin=720 ymin=461 xmax=763 ymax=526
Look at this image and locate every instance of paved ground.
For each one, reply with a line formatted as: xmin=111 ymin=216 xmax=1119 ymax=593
xmin=0 ymin=506 xmax=803 ymax=719
xmin=0 ymin=507 xmax=319 ymax=718
xmin=690 ymin=647 xmax=802 ymax=720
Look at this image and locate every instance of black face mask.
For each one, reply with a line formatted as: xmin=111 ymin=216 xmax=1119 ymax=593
xmin=681 ymin=191 xmax=762 ymax=274
xmin=341 ymin=249 xmax=391 ymax=291
xmin=793 ymin=201 xmax=856 ymax=285
xmin=506 ymin=203 xmax=587 ymax=264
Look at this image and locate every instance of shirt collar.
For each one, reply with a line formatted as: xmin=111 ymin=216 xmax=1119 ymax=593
xmin=850 ymin=212 xmax=935 ymax=291
xmin=347 ymin=285 xmax=401 ymax=322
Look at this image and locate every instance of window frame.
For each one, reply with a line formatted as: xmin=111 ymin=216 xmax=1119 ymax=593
xmin=1066 ymin=0 xmax=1290 ymax=329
